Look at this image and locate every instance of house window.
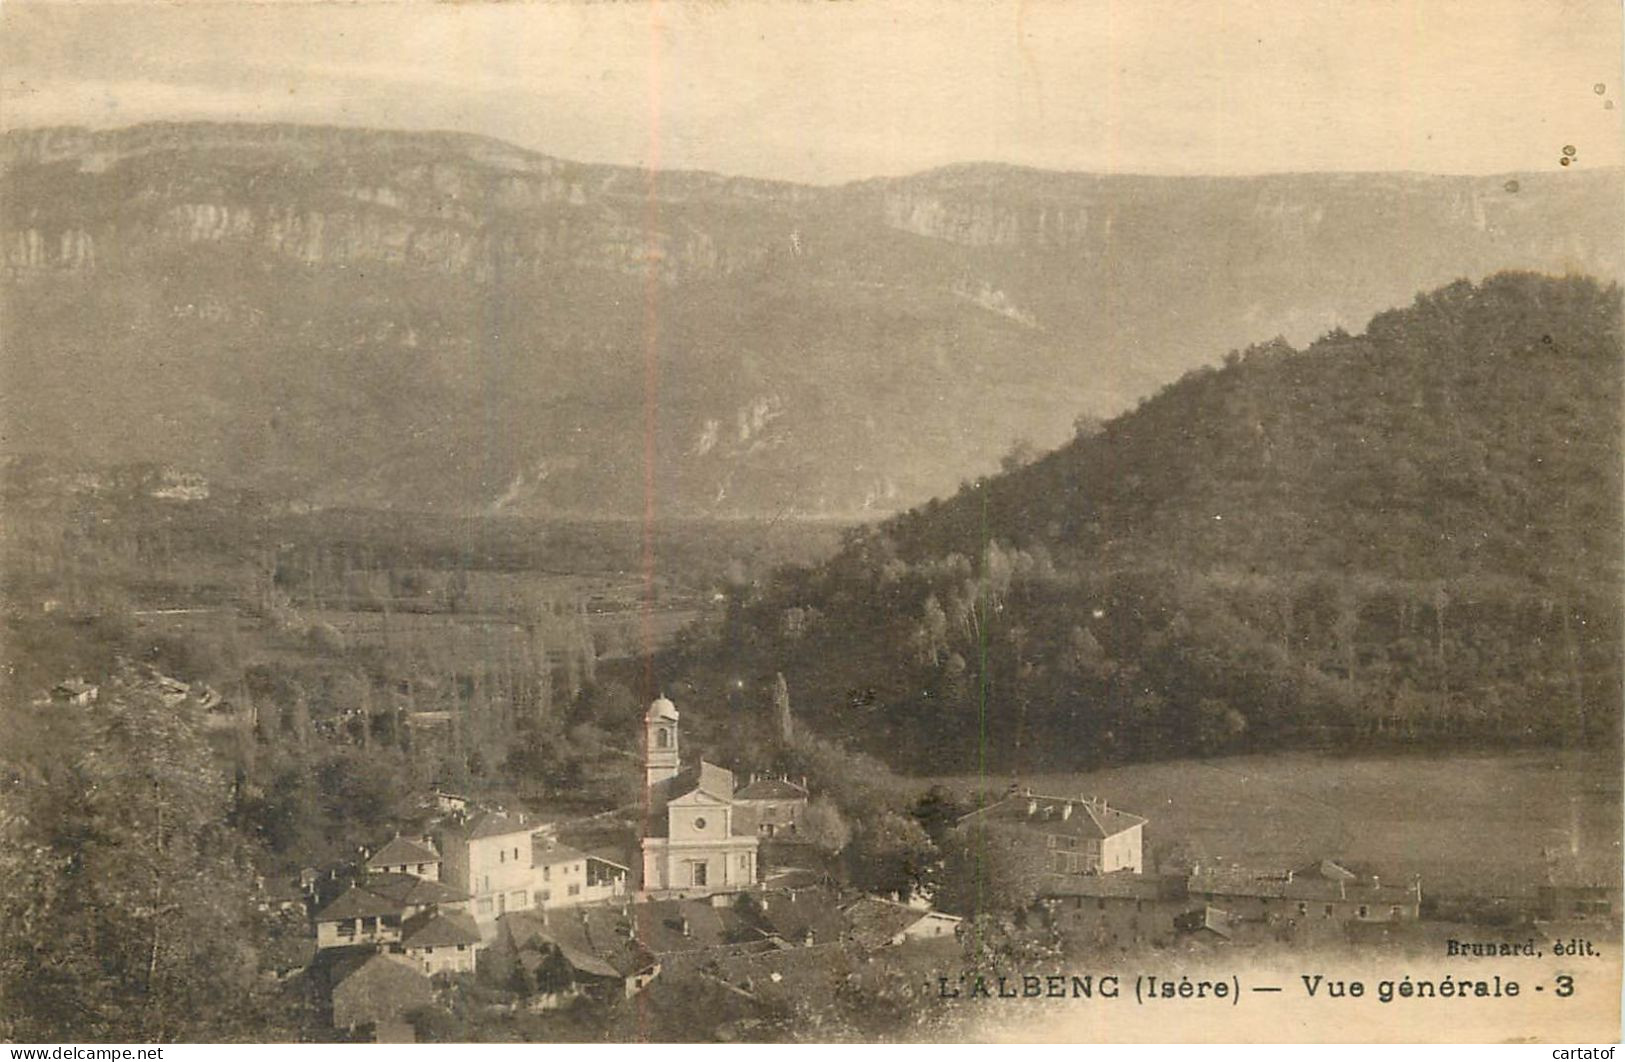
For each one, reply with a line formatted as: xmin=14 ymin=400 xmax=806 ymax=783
xmin=1047 ymin=835 xmax=1058 ymax=849
xmin=543 ymin=866 xmax=551 ymax=881
xmin=478 ymin=898 xmax=494 ymax=915
xmin=1389 ymin=906 xmax=1401 ymax=918
xmin=1097 ymin=899 xmax=1106 ymax=910
xmin=510 ymin=890 xmax=527 ymax=908
xmin=1324 ymin=905 xmax=1333 ymax=917
xmin=694 ymin=817 xmax=708 ymax=831
xmin=500 ymin=850 xmax=506 ymax=864
xmin=540 ymin=890 xmax=551 ymax=903
xmin=568 ymin=884 xmax=581 ymax=897
xmin=514 ymin=847 xmax=520 ymax=860
xmin=1297 ymin=902 xmax=1308 ymax=915
xmin=361 ymin=916 xmax=377 ymax=933
xmin=337 ymin=921 xmax=356 ymax=938
xmin=739 ymin=854 xmax=749 ymax=870
xmin=1357 ymin=905 xmax=1369 ymax=918
xmin=457 ymin=944 xmax=466 ymax=952
xmin=692 ymin=862 xmax=708 ymax=887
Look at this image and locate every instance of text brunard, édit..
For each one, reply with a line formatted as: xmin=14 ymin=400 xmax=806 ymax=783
xmin=932 ymin=971 xmax=1587 ymax=1004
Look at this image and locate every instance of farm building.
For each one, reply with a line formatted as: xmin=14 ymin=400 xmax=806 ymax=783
xmin=1187 ymin=859 xmax=1421 ymax=923
xmin=959 ymin=790 xmax=1147 ymax=875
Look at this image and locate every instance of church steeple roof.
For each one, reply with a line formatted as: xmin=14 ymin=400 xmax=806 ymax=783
xmin=646 ymin=696 xmax=679 ymax=723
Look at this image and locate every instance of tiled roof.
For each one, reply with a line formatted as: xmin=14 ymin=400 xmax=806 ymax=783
xmin=1189 ymin=868 xmax=1417 ymax=905
xmin=585 ymin=849 xmax=631 ymax=870
xmin=459 ymin=810 xmax=536 ymax=841
xmin=762 ymin=867 xmax=827 ymax=890
xmin=543 ymin=907 xmax=660 ymax=978
xmin=331 ymin=954 xmax=433 ymax=1029
xmin=712 ymin=944 xmax=861 ymax=1010
xmin=631 ymin=900 xmax=733 ymax=953
xmin=363 ymin=873 xmax=470 ymax=908
xmin=368 ymin=836 xmax=439 ymax=868
xmin=961 ymin=794 xmax=1147 ymax=839
xmin=316 ymin=884 xmax=405 ymax=922
xmin=496 ymin=909 xmax=550 ymax=951
xmin=755 ymin=887 xmax=847 ymax=946
xmin=401 ymin=910 xmax=482 ymax=949
xmin=1039 ymin=871 xmax=1182 ymax=901
xmin=694 ymin=761 xmax=736 ymax=802
xmin=734 ymin=777 xmax=808 ymax=801
xmin=841 ymin=897 xmax=929 ymax=948
xmin=1296 ymin=858 xmax=1356 ymax=881
xmin=532 ymin=841 xmax=588 ymax=868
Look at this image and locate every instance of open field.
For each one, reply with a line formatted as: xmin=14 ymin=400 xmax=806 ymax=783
xmin=929 ymin=750 xmax=1622 ymax=898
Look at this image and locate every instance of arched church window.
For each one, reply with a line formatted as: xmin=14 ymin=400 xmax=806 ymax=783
xmin=656 ymin=729 xmax=669 ymax=749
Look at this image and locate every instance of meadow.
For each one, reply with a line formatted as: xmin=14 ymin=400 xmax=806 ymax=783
xmin=930 ymin=749 xmax=1621 ymax=899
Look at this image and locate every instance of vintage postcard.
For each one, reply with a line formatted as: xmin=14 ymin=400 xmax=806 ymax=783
xmin=0 ymin=0 xmax=1620 ymax=1046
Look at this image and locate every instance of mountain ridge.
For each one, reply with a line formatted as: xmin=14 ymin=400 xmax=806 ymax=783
xmin=4 ymin=121 xmax=1622 ymax=518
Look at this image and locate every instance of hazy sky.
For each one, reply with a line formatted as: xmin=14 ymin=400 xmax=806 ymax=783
xmin=3 ymin=0 xmax=1621 ymax=182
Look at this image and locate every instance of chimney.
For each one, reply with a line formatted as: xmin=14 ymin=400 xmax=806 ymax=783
xmin=680 ymin=916 xmax=691 ymax=937
xmin=1371 ymin=875 xmax=1380 ymax=890
xmin=1061 ymin=803 xmax=1073 ymax=820
xmin=1026 ymin=799 xmax=1038 ymax=817
xmin=1339 ymin=880 xmax=1346 ymax=900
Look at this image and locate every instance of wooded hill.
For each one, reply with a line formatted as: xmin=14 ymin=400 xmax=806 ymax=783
xmin=665 ymin=273 xmax=1624 ymax=772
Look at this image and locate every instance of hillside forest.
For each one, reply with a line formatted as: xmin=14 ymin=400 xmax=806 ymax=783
xmin=660 ymin=273 xmax=1625 ymax=773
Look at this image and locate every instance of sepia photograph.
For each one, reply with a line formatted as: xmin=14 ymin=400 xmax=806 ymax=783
xmin=0 ymin=0 xmax=1620 ymax=1046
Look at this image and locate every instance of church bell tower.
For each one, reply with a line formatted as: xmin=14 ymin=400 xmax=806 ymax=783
xmin=644 ymin=696 xmax=680 ymax=788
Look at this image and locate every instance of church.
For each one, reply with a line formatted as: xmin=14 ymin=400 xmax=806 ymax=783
xmin=639 ymin=696 xmax=760 ymax=896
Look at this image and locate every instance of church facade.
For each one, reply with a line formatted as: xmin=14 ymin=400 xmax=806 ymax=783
xmin=638 ymin=697 xmax=760 ymax=896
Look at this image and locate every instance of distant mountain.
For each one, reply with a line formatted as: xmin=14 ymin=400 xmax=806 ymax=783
xmin=665 ymin=274 xmax=1623 ymax=770
xmin=3 ymin=122 xmax=1622 ymax=517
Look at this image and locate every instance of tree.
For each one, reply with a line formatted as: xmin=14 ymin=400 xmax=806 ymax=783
xmin=799 ymin=796 xmax=851 ymax=855
xmin=910 ymin=784 xmax=968 ymax=845
xmin=933 ymin=824 xmax=1048 ymax=919
xmin=0 ymin=673 xmax=289 ymax=1041
xmin=999 ymin=438 xmax=1041 ymax=474
xmin=1194 ymin=697 xmax=1248 ymax=754
xmin=846 ymin=811 xmax=936 ymax=899
xmin=772 ymin=672 xmax=795 ymax=744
